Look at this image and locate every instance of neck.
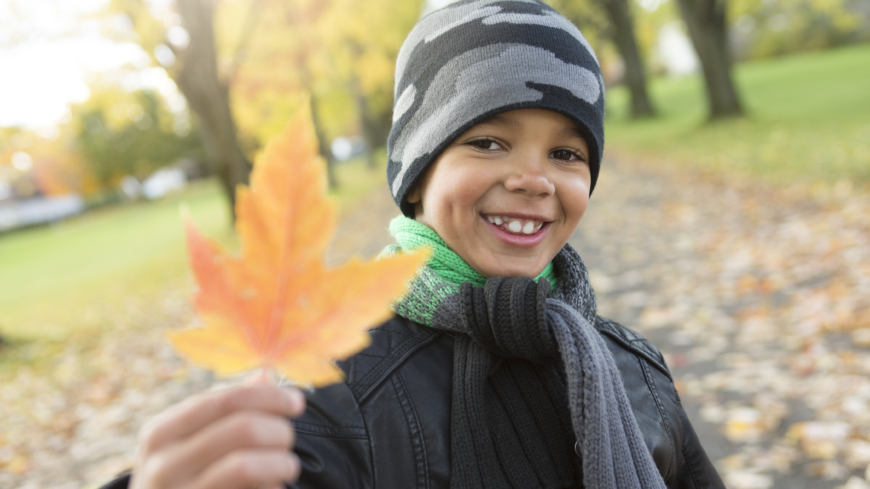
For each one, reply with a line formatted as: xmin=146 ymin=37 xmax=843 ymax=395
xmin=389 ymin=216 xmax=557 ymax=286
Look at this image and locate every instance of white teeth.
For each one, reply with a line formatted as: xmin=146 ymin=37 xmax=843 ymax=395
xmin=485 ymin=215 xmax=544 ymax=235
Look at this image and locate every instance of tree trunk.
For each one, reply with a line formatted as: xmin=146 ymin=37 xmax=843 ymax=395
xmin=675 ymin=0 xmax=744 ymax=119
xmin=598 ymin=0 xmax=657 ymax=118
xmin=174 ymin=0 xmax=251 ymax=219
xmin=309 ymin=95 xmax=337 ymax=189
xmin=351 ymin=75 xmax=379 ymax=169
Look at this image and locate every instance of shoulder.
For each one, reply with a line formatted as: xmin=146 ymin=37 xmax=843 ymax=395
xmin=592 ymin=316 xmax=725 ymax=488
xmin=297 ymin=314 xmax=448 ymax=431
xmin=292 ymin=316 xmax=453 ymax=489
xmin=592 ymin=315 xmax=671 ymax=380
xmin=592 ymin=316 xmax=681 ymax=481
xmin=337 ymin=316 xmax=446 ymax=402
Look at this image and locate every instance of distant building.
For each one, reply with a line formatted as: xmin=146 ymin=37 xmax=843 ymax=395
xmin=0 ymin=162 xmax=84 ymax=232
xmin=142 ymin=167 xmax=187 ymax=200
xmin=0 ymin=194 xmax=85 ymax=232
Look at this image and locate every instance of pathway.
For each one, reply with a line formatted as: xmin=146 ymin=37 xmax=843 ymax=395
xmin=2 ymin=157 xmax=869 ymax=489
xmin=570 ymin=156 xmax=870 ymax=489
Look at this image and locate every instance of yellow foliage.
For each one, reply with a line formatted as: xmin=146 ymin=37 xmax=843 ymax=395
xmin=227 ymin=0 xmax=424 ymax=156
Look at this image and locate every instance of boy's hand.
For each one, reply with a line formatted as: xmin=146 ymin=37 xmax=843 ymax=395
xmin=130 ymin=376 xmax=306 ymax=489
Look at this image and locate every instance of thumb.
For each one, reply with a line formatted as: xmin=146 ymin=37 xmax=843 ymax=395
xmin=245 ymin=367 xmax=275 ymax=385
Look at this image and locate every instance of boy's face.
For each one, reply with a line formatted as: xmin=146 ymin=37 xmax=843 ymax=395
xmin=407 ymin=108 xmax=591 ymax=278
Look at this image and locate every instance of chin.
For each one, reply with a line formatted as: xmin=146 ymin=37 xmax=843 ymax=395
xmin=480 ymin=261 xmax=547 ymax=279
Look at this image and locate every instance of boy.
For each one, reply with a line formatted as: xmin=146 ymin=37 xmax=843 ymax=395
xmin=112 ymin=1 xmax=724 ymax=488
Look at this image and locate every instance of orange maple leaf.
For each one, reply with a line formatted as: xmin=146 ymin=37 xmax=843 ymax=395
xmin=169 ymin=108 xmax=429 ymax=386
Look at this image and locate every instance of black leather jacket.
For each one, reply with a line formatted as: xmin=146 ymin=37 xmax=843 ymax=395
xmin=101 ymin=315 xmax=723 ymax=489
xmin=291 ymin=315 xmax=724 ymax=489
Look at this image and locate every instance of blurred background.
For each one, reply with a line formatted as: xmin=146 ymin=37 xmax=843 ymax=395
xmin=0 ymin=0 xmax=868 ymax=487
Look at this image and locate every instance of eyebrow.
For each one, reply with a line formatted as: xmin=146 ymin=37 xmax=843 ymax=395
xmin=476 ymin=114 xmax=586 ymax=142
xmin=558 ymin=124 xmax=586 ymax=142
xmin=477 ymin=114 xmax=522 ymax=130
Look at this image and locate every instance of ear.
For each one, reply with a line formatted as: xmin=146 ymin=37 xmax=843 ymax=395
xmin=407 ymin=185 xmax=421 ymax=204
xmin=406 ymin=184 xmax=425 ymax=220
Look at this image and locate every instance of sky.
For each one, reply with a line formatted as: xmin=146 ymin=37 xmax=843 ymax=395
xmin=424 ymin=0 xmax=457 ymax=12
xmin=0 ymin=0 xmax=162 ymax=129
xmin=0 ymin=0 xmax=450 ymax=131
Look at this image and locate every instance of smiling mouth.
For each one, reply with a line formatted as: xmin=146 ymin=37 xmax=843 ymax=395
xmin=484 ymin=215 xmax=545 ymax=235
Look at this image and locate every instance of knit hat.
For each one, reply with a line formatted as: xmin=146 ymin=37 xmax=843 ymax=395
xmin=387 ymin=0 xmax=606 ymax=216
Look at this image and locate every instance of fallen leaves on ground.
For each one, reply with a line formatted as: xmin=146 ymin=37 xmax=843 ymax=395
xmin=0 ymin=284 xmax=214 ymax=489
xmin=3 ymin=152 xmax=869 ymax=488
xmin=571 ymin=155 xmax=870 ymax=489
xmin=0 ymin=184 xmax=398 ymax=489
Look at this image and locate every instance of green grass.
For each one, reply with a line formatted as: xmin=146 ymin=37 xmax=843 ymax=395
xmin=0 ymin=180 xmax=232 ymax=343
xmin=605 ymin=43 xmax=870 ymax=186
xmin=0 ymin=157 xmax=387 ymax=352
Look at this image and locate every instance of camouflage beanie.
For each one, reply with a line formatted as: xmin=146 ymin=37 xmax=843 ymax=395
xmin=387 ymin=0 xmax=606 ymax=216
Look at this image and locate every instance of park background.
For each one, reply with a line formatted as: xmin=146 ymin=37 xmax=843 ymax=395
xmin=0 ymin=0 xmax=869 ymax=487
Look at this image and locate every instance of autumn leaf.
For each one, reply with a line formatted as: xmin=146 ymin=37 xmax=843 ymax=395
xmin=168 ymin=107 xmax=429 ymax=386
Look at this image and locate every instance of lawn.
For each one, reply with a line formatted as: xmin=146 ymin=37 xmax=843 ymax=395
xmin=0 ymin=180 xmax=231 ymax=342
xmin=605 ymin=43 xmax=870 ymax=187
xmin=0 ymin=157 xmax=386 ymax=373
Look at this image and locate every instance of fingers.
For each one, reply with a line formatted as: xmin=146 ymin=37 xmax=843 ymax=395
xmin=140 ymin=384 xmax=305 ymax=455
xmin=245 ymin=369 xmax=272 ymax=385
xmin=190 ymin=450 xmax=301 ymax=489
xmin=135 ymin=448 xmax=300 ymax=489
xmin=132 ymin=381 xmax=307 ymax=489
xmin=154 ymin=410 xmax=295 ymax=483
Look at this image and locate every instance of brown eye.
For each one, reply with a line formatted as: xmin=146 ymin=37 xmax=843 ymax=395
xmin=468 ymin=139 xmax=502 ymax=151
xmin=550 ymin=149 xmax=581 ymax=161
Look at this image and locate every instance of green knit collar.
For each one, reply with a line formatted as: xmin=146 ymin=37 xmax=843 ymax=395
xmin=387 ymin=216 xmax=557 ymax=287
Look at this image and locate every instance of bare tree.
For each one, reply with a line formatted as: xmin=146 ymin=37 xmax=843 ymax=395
xmin=597 ymin=0 xmax=657 ymax=118
xmin=553 ymin=0 xmax=656 ymax=119
xmin=308 ymin=94 xmax=338 ymax=189
xmin=171 ymin=0 xmax=253 ymax=217
xmin=347 ymin=42 xmax=380 ymax=169
xmin=116 ymin=0 xmax=258 ymax=219
xmin=675 ymin=0 xmax=744 ymax=119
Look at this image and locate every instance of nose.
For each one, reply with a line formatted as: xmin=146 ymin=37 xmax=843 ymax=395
xmin=502 ymin=154 xmax=555 ymax=197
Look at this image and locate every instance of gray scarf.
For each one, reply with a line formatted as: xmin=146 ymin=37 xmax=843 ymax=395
xmin=386 ymin=224 xmax=666 ymax=488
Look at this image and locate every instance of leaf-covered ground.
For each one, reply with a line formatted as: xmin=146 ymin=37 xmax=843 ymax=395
xmin=2 ymin=157 xmax=868 ymax=488
xmin=572 ymin=156 xmax=870 ymax=489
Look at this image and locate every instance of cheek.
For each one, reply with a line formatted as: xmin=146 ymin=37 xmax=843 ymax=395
xmin=560 ymin=178 xmax=591 ymax=224
xmin=421 ymin=178 xmax=454 ymax=218
xmin=416 ymin=168 xmax=465 ymax=234
xmin=425 ymin=166 xmax=484 ymax=212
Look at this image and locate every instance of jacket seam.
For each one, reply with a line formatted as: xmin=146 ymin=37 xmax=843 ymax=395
xmin=597 ymin=326 xmax=672 ymax=380
xmin=393 ymin=372 xmax=431 ymax=489
xmin=360 ymin=392 xmax=377 ymax=489
xmin=639 ymin=357 xmax=676 ymax=483
xmin=682 ymin=442 xmax=703 ymax=489
xmin=354 ymin=331 xmax=442 ymax=403
xmin=293 ymin=420 xmax=368 ymax=439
